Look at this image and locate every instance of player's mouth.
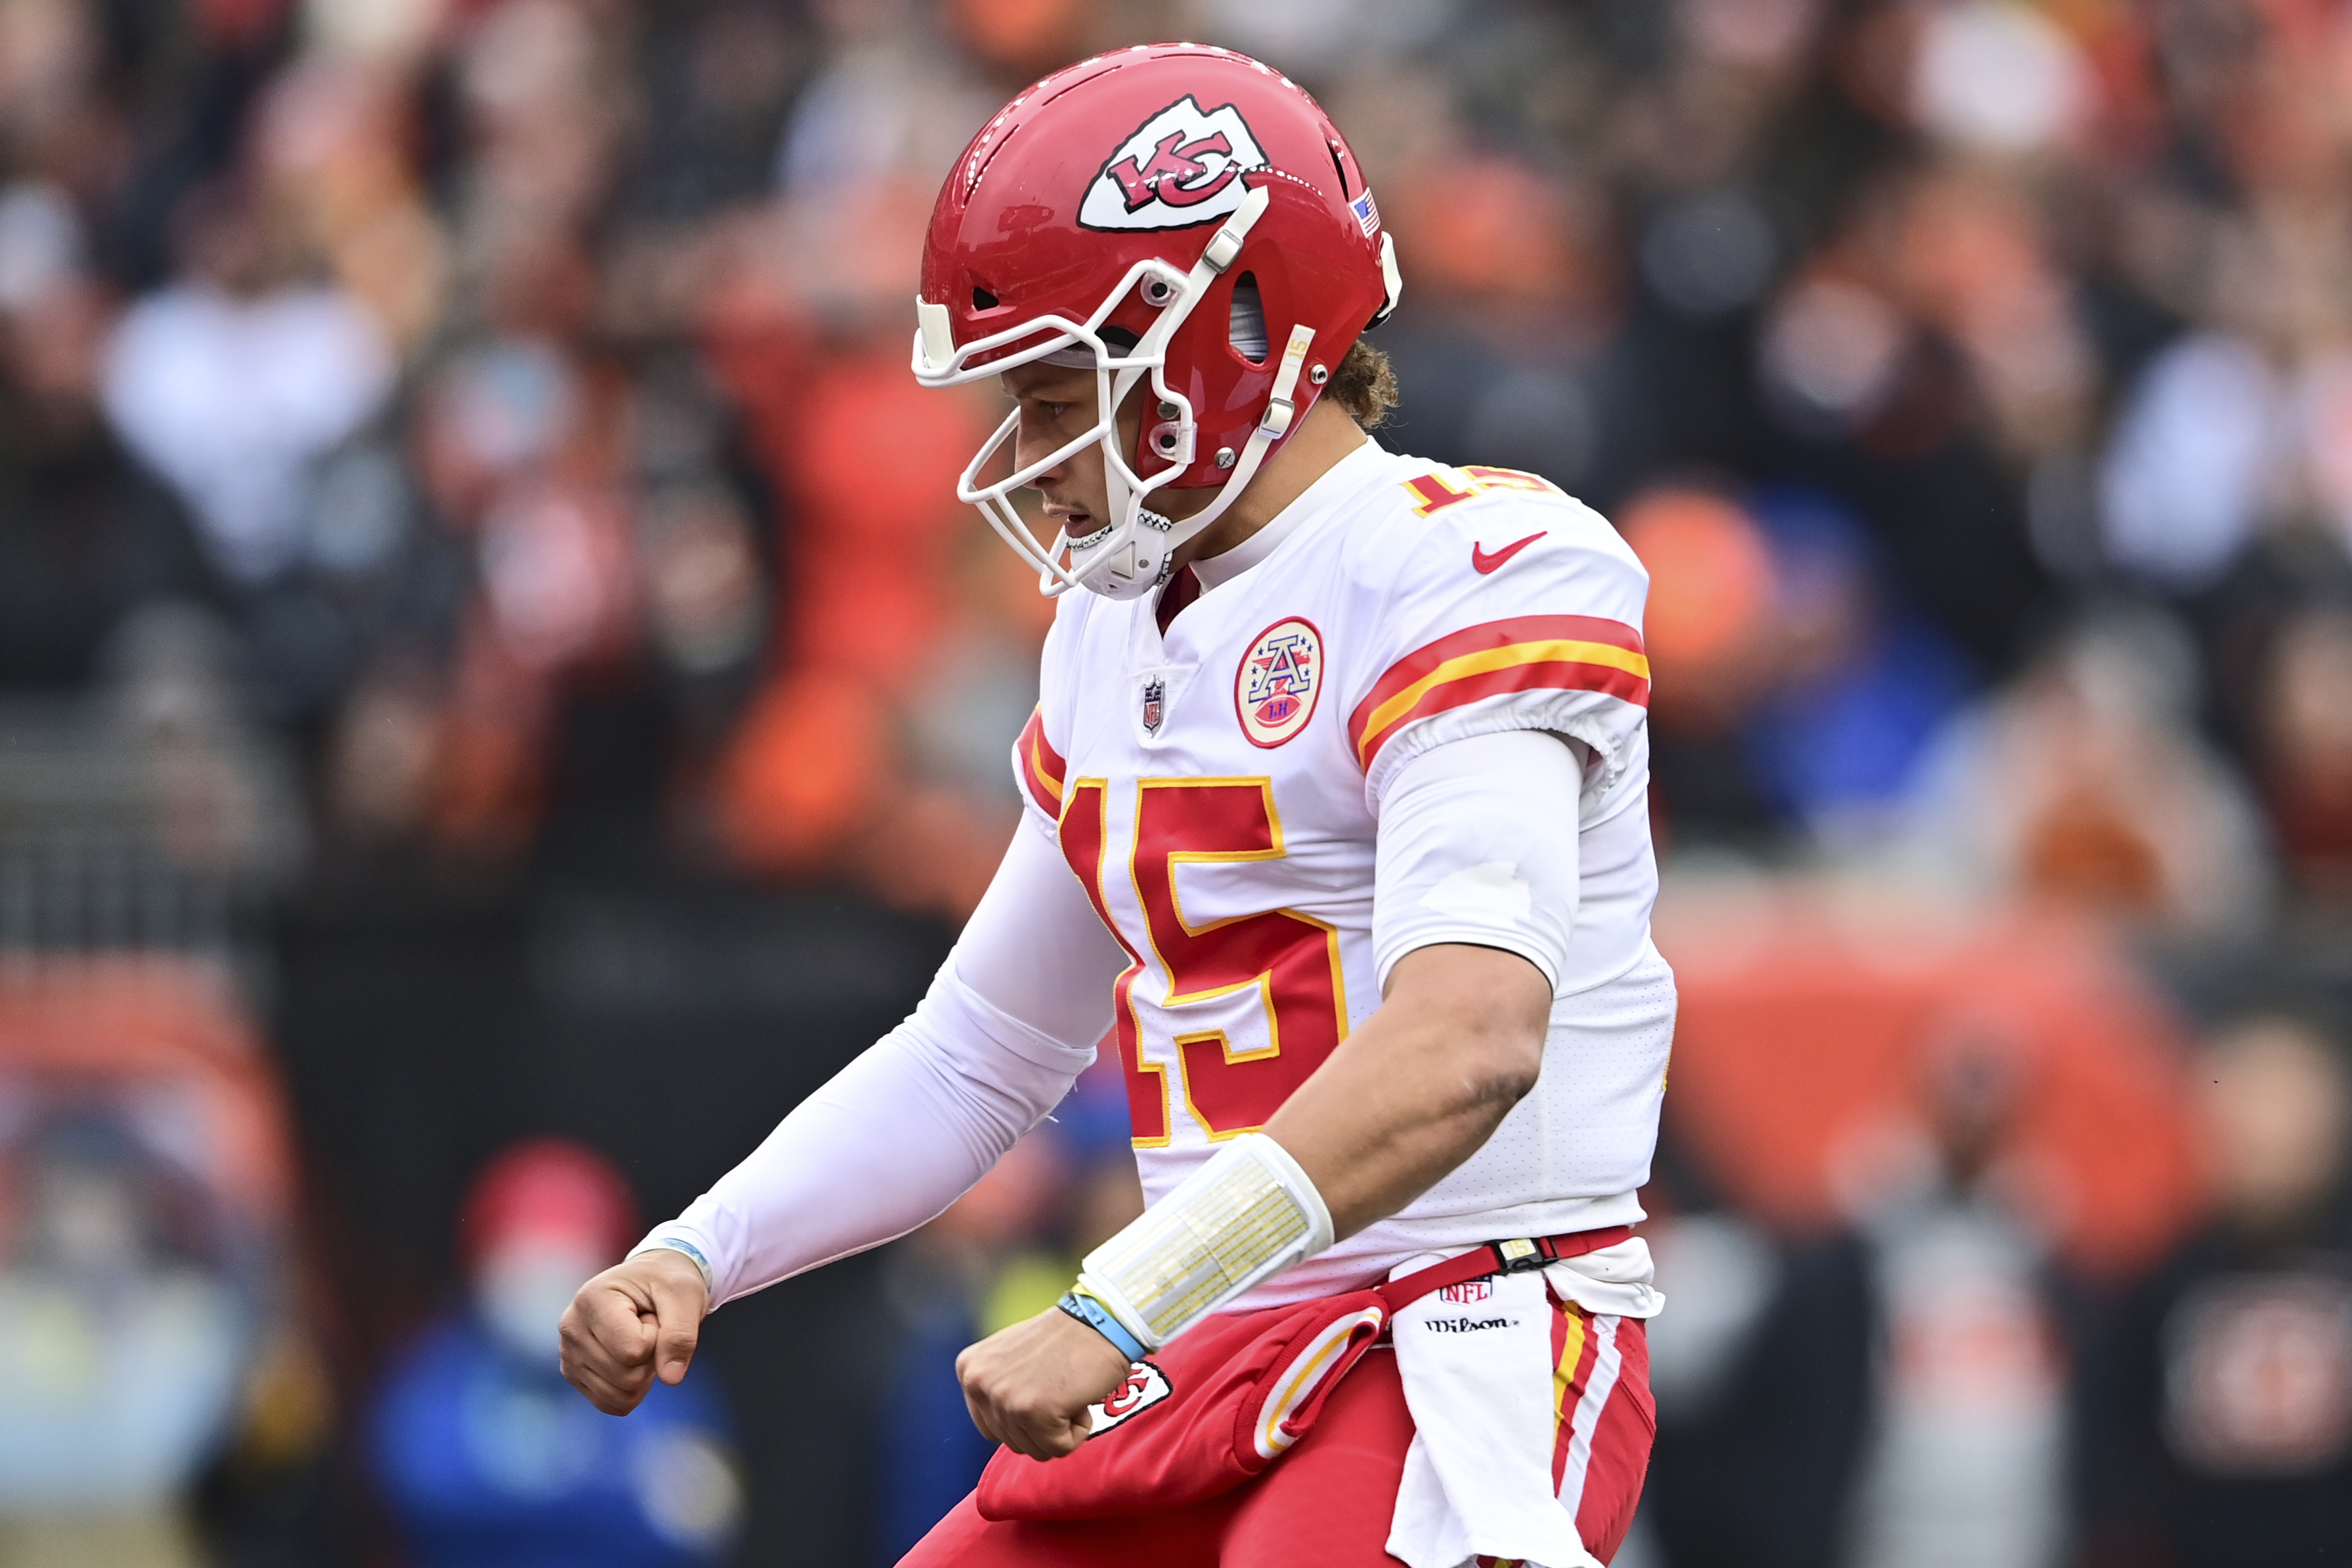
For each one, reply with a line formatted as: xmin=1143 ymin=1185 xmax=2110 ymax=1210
xmin=1042 ymin=502 xmax=1096 ymax=536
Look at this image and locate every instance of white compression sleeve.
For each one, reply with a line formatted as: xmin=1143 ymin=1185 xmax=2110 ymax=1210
xmin=639 ymin=818 xmax=1126 ymax=1306
xmin=1371 ymin=728 xmax=1584 ymax=992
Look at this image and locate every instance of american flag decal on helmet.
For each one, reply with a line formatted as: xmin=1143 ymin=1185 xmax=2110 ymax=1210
xmin=1350 ymin=190 xmax=1379 ymax=236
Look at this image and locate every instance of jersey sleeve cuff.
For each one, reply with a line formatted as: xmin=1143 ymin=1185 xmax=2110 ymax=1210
xmin=1361 ymin=692 xmax=1643 ymax=813
xmin=1373 ymin=929 xmax=1561 ymax=996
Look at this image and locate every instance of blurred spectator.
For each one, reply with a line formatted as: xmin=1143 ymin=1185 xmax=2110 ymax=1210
xmin=1838 ymin=1031 xmax=2072 ymax=1568
xmin=0 ymin=175 xmax=213 ymax=692
xmin=0 ymin=958 xmax=306 ymax=1568
xmin=1632 ymin=1136 xmax=1782 ymax=1568
xmin=2078 ymin=1012 xmax=2352 ymax=1568
xmin=2099 ymin=334 xmax=2284 ymax=593
xmin=102 ymin=175 xmax=395 ymax=587
xmin=372 ymin=1138 xmax=744 ymax=1568
xmin=1649 ymin=1020 xmax=2076 ymax=1568
xmin=106 ymin=601 xmax=309 ymax=886
xmin=1907 ymin=605 xmax=2272 ymax=939
xmin=1741 ymin=488 xmax=1971 ymax=841
xmin=1623 ymin=483 xmax=1972 ymax=845
xmin=2253 ymin=604 xmax=2352 ymax=904
xmin=775 ymin=0 xmax=994 ymax=205
xmin=1619 ymin=486 xmax=1783 ymax=840
xmin=0 ymin=1109 xmax=257 ymax=1568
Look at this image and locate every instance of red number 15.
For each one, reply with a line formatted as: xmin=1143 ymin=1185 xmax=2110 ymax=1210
xmin=1059 ymin=777 xmax=1351 ymax=1146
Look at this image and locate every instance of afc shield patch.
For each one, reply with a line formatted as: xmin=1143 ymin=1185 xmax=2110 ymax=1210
xmin=1235 ymin=616 xmax=1323 ymax=748
xmin=1079 ymin=95 xmax=1270 ymax=232
xmin=1086 ymin=1360 xmax=1173 ymax=1437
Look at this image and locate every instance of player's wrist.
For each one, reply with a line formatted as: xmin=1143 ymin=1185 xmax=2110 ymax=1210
xmin=1056 ymin=1286 xmax=1147 ymax=1363
xmin=1073 ymin=1132 xmax=1334 ymax=1355
xmin=628 ymin=1236 xmax=715 ymax=1298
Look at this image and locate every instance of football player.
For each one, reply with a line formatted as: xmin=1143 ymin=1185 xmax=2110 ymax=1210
xmin=563 ymin=45 xmax=1673 ymax=1568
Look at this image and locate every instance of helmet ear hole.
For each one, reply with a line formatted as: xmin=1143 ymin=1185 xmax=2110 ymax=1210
xmin=1229 ymin=273 xmax=1270 ymax=365
xmin=973 ymin=286 xmax=1000 ymax=310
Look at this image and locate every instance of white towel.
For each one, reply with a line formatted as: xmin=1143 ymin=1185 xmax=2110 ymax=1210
xmin=1384 ymin=1241 xmax=1663 ymax=1568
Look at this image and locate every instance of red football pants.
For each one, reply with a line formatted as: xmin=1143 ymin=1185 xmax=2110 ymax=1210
xmin=899 ymin=1310 xmax=1653 ymax=1567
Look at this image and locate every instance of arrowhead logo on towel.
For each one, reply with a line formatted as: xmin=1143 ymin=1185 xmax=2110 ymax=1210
xmin=1085 ymin=1360 xmax=1172 ymax=1435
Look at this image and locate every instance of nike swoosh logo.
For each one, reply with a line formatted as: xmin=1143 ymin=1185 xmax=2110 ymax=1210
xmin=1471 ymin=531 xmax=1548 ymax=574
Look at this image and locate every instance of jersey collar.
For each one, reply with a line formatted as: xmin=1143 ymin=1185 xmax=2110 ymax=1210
xmin=1189 ymin=438 xmax=1390 ymax=592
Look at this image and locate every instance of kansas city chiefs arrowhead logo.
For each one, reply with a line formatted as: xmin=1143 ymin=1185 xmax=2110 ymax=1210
xmin=1079 ymin=95 xmax=1270 ymax=232
xmin=1086 ymin=1360 xmax=1172 ymax=1435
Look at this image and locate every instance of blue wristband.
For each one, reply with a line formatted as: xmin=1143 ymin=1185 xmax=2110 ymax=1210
xmin=1057 ymin=1288 xmax=1146 ymax=1363
xmin=631 ymin=1237 xmax=714 ymax=1294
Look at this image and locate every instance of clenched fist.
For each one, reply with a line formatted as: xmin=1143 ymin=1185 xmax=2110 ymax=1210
xmin=956 ymin=1305 xmax=1136 ymax=1460
xmin=559 ymin=1248 xmax=709 ymax=1415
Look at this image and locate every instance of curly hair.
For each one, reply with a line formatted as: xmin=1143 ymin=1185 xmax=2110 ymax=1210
xmin=1327 ymin=337 xmax=1400 ymax=429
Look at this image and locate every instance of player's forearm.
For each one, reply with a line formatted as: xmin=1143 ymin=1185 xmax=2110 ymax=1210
xmin=1260 ymin=942 xmax=1550 ymax=1241
xmin=643 ymin=824 xmax=1120 ymax=1305
xmin=1275 ymin=729 xmax=1580 ymax=1239
xmin=646 ymin=976 xmax=1090 ymax=1304
xmin=1060 ymin=943 xmax=1549 ymax=1361
xmin=654 ymin=1043 xmax=1019 ymax=1303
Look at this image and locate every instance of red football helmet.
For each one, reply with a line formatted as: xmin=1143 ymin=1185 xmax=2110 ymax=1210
xmin=911 ymin=44 xmax=1401 ymax=599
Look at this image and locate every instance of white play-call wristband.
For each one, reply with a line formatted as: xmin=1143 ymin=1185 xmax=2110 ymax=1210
xmin=1076 ymin=1132 xmax=1335 ymax=1351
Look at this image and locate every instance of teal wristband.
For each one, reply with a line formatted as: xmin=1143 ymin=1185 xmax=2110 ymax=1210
xmin=631 ymin=1237 xmax=714 ymax=1294
xmin=1057 ymin=1288 xmax=1146 ymax=1363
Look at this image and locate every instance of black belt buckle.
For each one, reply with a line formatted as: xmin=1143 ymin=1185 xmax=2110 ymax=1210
xmin=1494 ymin=1237 xmax=1551 ymax=1274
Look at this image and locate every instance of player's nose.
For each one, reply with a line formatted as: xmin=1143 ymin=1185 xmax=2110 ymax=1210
xmin=1013 ymin=421 xmax=1069 ymax=484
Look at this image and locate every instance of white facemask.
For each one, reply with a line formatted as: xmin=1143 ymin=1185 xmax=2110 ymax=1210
xmin=911 ymin=186 xmax=1320 ymax=602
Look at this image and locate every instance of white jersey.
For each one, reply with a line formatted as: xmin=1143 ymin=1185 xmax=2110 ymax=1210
xmin=1016 ymin=440 xmax=1675 ymax=1307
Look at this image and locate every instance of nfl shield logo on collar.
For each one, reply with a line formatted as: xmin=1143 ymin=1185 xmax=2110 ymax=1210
xmin=1141 ymin=677 xmax=1166 ymax=736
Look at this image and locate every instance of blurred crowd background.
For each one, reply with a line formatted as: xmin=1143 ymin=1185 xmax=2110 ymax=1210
xmin=1 ymin=0 xmax=2349 ymax=1563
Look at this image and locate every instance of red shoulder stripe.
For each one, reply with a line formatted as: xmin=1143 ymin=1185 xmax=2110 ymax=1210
xmin=1348 ymin=615 xmax=1649 ymax=771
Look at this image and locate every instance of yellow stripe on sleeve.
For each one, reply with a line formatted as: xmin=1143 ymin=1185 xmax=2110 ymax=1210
xmin=1357 ymin=639 xmax=1652 ymax=759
